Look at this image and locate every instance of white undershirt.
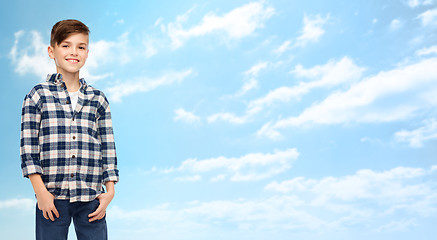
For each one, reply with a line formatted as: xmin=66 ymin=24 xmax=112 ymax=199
xmin=69 ymin=91 xmax=79 ymax=111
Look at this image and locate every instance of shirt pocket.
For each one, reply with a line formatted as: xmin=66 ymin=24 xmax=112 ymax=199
xmin=76 ymin=108 xmax=100 ymax=144
xmin=39 ymin=96 xmax=69 ymax=153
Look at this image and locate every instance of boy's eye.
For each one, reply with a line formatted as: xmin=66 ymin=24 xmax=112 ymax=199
xmin=62 ymin=45 xmax=68 ymax=48
xmin=79 ymin=46 xmax=86 ymax=50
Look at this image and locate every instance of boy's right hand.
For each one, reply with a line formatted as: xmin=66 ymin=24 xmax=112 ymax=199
xmin=36 ymin=190 xmax=59 ymax=221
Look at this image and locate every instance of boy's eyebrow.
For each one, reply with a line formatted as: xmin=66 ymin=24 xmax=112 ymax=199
xmin=60 ymin=40 xmax=88 ymax=46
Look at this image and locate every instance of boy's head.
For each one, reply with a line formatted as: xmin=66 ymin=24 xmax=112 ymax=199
xmin=48 ymin=19 xmax=90 ymax=76
xmin=50 ymin=19 xmax=89 ymax=47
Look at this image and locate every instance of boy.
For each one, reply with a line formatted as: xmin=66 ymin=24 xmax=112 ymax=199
xmin=20 ymin=19 xmax=119 ymax=240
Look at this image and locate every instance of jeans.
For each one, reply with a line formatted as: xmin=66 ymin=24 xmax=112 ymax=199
xmin=36 ymin=199 xmax=107 ymax=240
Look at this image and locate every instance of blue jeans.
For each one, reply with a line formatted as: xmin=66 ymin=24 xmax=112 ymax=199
xmin=36 ymin=199 xmax=107 ymax=240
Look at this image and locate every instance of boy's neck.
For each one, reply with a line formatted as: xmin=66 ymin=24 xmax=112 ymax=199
xmin=58 ymin=70 xmax=81 ymax=92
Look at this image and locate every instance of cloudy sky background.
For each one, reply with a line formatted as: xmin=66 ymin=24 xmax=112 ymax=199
xmin=1 ymin=0 xmax=437 ymax=239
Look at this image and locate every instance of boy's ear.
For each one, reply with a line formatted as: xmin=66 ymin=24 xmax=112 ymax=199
xmin=48 ymin=46 xmax=55 ymax=59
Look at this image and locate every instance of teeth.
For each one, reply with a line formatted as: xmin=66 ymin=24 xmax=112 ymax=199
xmin=67 ymin=59 xmax=79 ymax=63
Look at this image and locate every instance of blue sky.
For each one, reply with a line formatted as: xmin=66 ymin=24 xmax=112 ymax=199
xmin=1 ymin=0 xmax=437 ymax=239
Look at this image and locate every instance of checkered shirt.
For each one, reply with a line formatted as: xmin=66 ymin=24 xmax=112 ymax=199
xmin=21 ymin=73 xmax=119 ymax=202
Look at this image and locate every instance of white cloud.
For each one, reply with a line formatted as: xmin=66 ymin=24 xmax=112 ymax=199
xmin=166 ymin=1 xmax=275 ymax=48
xmin=207 ymin=112 xmax=249 ymax=124
xmin=80 ymin=70 xmax=113 ymax=84
xmin=85 ymin=32 xmax=131 ymax=69
xmin=291 ymin=57 xmax=364 ymax=81
xmin=395 ymin=118 xmax=437 ymax=147
xmin=295 ymin=14 xmax=330 ymax=47
xmin=272 ymin=40 xmax=292 ymax=55
xmin=9 ymin=30 xmax=55 ymax=81
xmin=236 ymin=78 xmax=259 ymax=97
xmin=416 ymin=45 xmax=437 ymax=56
xmin=265 ymin=165 xmax=437 ymax=216
xmin=407 ymin=0 xmax=433 ymax=8
xmin=256 ymin=122 xmax=283 ymax=140
xmin=227 ymin=61 xmax=270 ymax=98
xmin=408 ymin=0 xmax=420 ymax=7
xmin=181 ymin=196 xmax=321 ymax=229
xmin=410 ymin=35 xmax=425 ymax=45
xmin=418 ymin=7 xmax=437 ymax=26
xmin=225 ymin=61 xmax=269 ymax=99
xmin=265 ymin=166 xmax=430 ymax=197
xmin=210 ymin=174 xmax=227 ymax=182
xmin=376 ymin=218 xmax=417 ymax=232
xmin=258 ymin=57 xmax=437 ymax=139
xmin=108 ymin=204 xmax=212 ymax=239
xmin=108 ymin=165 xmax=437 ymax=236
xmin=105 ymin=69 xmax=194 ymax=102
xmin=213 ymin=57 xmax=364 ymax=125
xmin=244 ymin=62 xmax=269 ymax=77
xmin=143 ymin=38 xmax=159 ymax=58
xmin=211 ymin=57 xmax=364 ymax=125
xmin=174 ymin=108 xmax=201 ymax=123
xmin=163 ymin=148 xmax=299 ymax=182
xmin=108 ymin=195 xmax=322 ymax=234
xmin=249 ymin=57 xmax=364 ymax=115
xmin=154 ymin=17 xmax=164 ymax=27
xmin=248 ymin=86 xmax=306 ymax=116
xmin=0 ymin=198 xmax=35 ymax=210
xmin=115 ymin=19 xmax=125 ymax=25
xmin=390 ymin=19 xmax=402 ymax=30
xmin=295 ymin=57 xmax=364 ymax=84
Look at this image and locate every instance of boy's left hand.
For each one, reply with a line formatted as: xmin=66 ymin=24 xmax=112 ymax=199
xmin=88 ymin=191 xmax=114 ymax=222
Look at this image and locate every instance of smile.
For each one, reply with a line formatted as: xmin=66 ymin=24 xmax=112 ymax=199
xmin=66 ymin=59 xmax=79 ymax=63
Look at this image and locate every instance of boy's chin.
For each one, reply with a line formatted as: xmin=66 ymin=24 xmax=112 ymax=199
xmin=57 ymin=67 xmax=82 ymax=75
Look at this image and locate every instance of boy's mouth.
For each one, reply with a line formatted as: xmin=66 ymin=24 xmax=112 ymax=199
xmin=66 ymin=58 xmax=79 ymax=63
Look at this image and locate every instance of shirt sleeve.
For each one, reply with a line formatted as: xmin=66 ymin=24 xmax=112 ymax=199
xmin=20 ymin=93 xmax=42 ymax=178
xmin=97 ymin=96 xmax=119 ymax=184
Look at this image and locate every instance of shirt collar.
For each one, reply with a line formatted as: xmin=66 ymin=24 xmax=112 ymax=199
xmin=46 ymin=73 xmax=88 ymax=89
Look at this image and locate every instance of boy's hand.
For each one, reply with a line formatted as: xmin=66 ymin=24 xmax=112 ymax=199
xmin=88 ymin=191 xmax=114 ymax=222
xmin=36 ymin=190 xmax=59 ymax=221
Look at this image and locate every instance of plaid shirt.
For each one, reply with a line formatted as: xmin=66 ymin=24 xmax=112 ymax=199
xmin=21 ymin=73 xmax=119 ymax=202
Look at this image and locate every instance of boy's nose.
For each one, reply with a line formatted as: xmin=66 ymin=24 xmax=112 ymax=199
xmin=70 ymin=48 xmax=78 ymax=55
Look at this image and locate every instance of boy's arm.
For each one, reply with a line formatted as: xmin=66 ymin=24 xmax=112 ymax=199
xmin=88 ymin=95 xmax=119 ymax=222
xmin=21 ymin=93 xmax=59 ymax=221
xmin=29 ymin=174 xmax=59 ymax=221
xmin=20 ymin=94 xmax=43 ymax=177
xmin=97 ymin=96 xmax=119 ymax=184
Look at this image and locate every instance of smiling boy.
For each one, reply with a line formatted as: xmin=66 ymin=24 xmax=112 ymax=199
xmin=20 ymin=19 xmax=119 ymax=240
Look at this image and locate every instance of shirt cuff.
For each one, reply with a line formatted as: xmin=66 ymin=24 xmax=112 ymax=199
xmin=22 ymin=164 xmax=43 ymax=178
xmin=102 ymin=169 xmax=119 ymax=184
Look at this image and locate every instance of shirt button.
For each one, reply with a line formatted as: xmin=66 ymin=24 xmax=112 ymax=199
xmin=70 ymin=173 xmax=74 ymax=177
xmin=72 ymin=136 xmax=76 ymax=140
xmin=66 ymin=100 xmax=71 ymax=104
xmin=72 ymin=155 xmax=76 ymax=158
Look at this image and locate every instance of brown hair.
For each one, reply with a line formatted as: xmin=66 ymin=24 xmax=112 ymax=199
xmin=50 ymin=19 xmax=90 ymax=47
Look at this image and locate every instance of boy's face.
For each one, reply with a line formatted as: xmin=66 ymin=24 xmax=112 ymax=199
xmin=48 ymin=33 xmax=89 ymax=76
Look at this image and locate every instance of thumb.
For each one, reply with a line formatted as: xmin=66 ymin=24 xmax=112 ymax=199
xmin=88 ymin=204 xmax=103 ymax=217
